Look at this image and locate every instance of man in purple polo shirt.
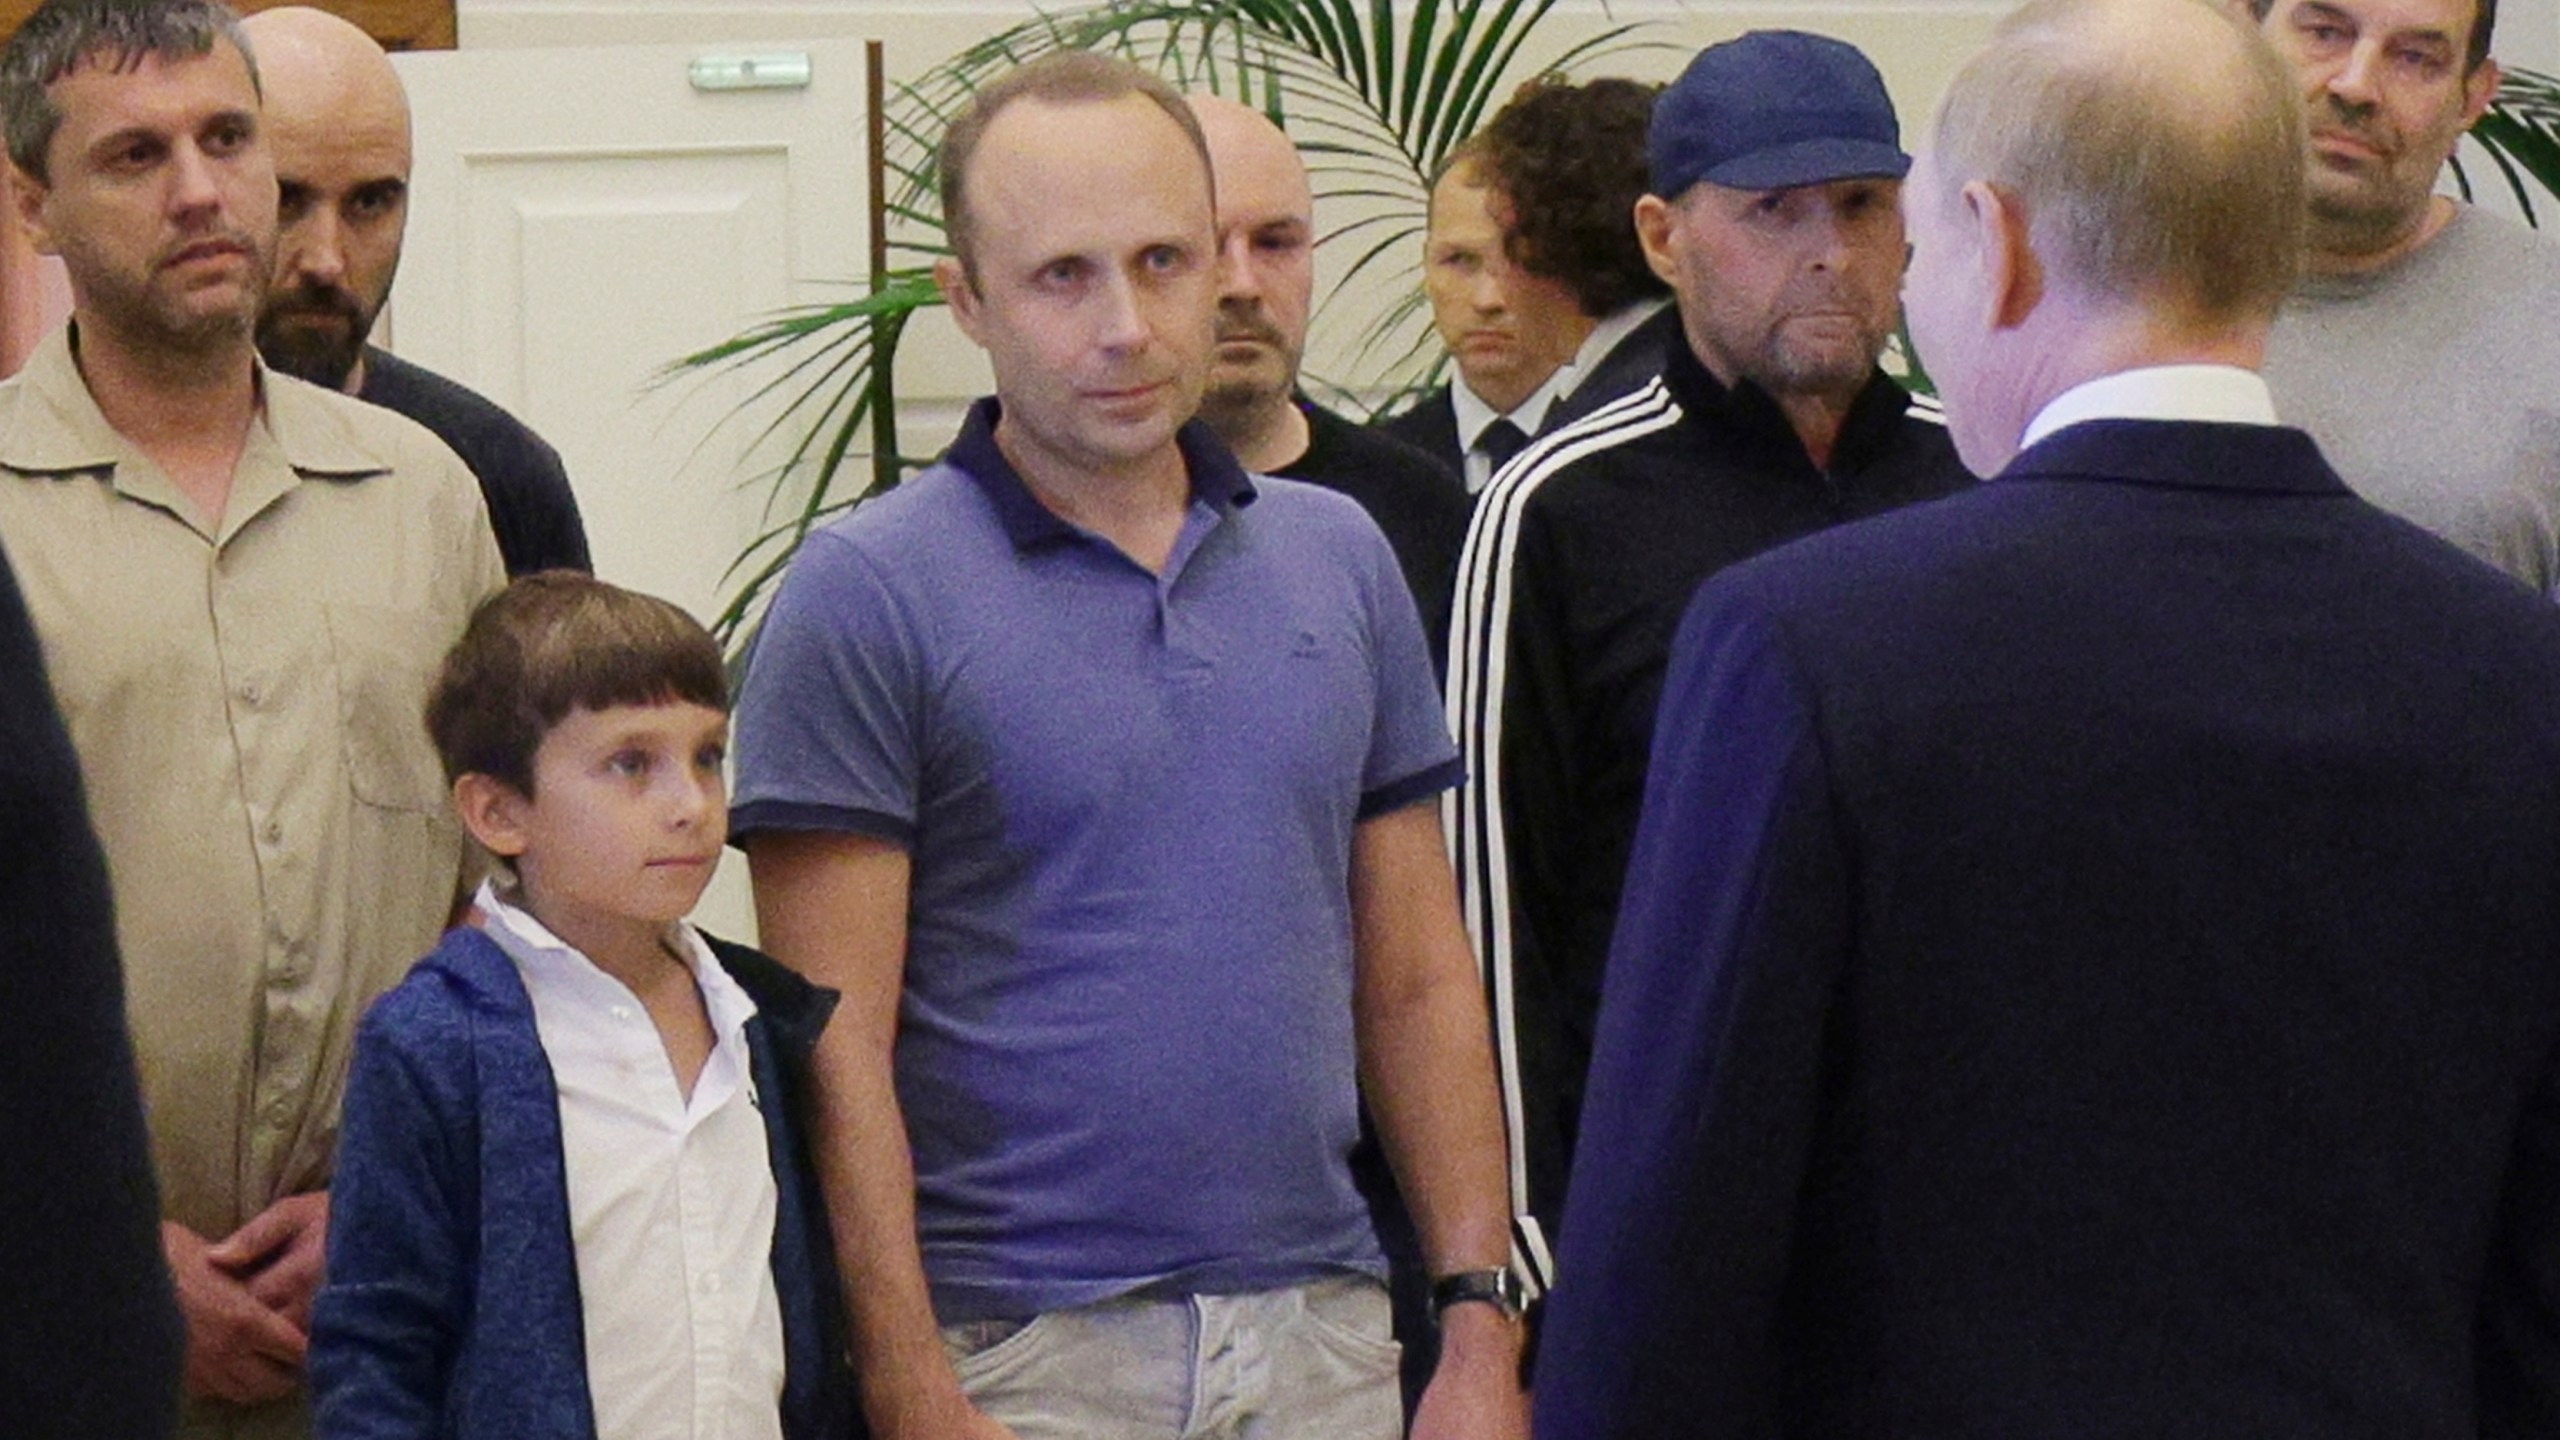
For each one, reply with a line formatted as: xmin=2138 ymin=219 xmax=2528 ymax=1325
xmin=732 ymin=52 xmax=1527 ymax=1440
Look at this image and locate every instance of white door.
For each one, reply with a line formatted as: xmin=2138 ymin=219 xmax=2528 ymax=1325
xmin=393 ymin=39 xmax=875 ymax=938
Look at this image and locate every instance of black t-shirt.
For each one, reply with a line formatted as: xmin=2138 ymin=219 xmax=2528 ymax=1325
xmin=359 ymin=346 xmax=592 ymax=577
xmin=1275 ymin=399 xmax=1471 ymax=676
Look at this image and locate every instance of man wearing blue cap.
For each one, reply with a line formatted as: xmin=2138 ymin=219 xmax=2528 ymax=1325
xmin=1444 ymin=29 xmax=1969 ymax=1302
xmin=1540 ymin=0 xmax=2560 ymax=1432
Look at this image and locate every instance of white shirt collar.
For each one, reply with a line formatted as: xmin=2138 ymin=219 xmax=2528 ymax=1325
xmin=1562 ymin=296 xmax=1672 ymax=388
xmin=2020 ymin=364 xmax=2279 ymax=450
xmin=474 ymin=877 xmax=758 ymax=1039
xmin=1450 ymin=372 xmax=1561 ymax=454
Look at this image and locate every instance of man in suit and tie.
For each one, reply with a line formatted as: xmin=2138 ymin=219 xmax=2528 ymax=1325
xmin=1378 ymin=143 xmax=1591 ymax=494
xmin=1536 ymin=0 xmax=2560 ymax=1434
xmin=1380 ymin=78 xmax=1666 ymax=488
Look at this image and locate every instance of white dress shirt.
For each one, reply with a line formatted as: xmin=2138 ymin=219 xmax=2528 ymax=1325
xmin=1452 ymin=372 xmax=1565 ymax=493
xmin=479 ymin=881 xmax=787 ymax=1440
xmin=1555 ymin=295 xmax=1673 ymax=404
xmin=2021 ymin=364 xmax=2279 ymax=448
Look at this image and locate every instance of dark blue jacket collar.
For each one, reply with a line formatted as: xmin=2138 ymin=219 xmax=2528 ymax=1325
xmin=1999 ymin=419 xmax=2349 ymax=498
xmin=945 ymin=396 xmax=1258 ymax=551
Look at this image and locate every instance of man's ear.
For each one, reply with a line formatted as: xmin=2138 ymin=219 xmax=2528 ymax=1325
xmin=2463 ymin=55 xmax=2502 ymax=129
xmin=452 ymin=773 xmax=532 ymax=860
xmin=935 ymin=255 xmax=984 ymax=346
xmin=1965 ymin=179 xmax=2042 ymax=331
xmin=1632 ymin=193 xmax=1680 ymax=289
xmin=10 ymin=164 xmax=56 ymax=258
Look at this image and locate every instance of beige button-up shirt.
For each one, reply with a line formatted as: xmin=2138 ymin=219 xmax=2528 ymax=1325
xmin=0 ymin=325 xmax=502 ymax=1327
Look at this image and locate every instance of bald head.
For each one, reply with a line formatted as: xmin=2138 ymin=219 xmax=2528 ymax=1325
xmin=1189 ymin=94 xmax=1316 ymax=462
xmin=1903 ymin=0 xmax=2306 ymax=473
xmin=243 ymin=6 xmax=411 ymax=391
xmin=1189 ymin=94 xmax=1312 ymax=224
xmin=1924 ymin=0 xmax=2304 ymax=323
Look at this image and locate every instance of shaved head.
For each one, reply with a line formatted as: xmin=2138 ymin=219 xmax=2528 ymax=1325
xmin=1187 ymin=93 xmax=1311 ymax=222
xmin=1188 ymin=93 xmax=1317 ymax=464
xmin=243 ymin=6 xmax=411 ymax=391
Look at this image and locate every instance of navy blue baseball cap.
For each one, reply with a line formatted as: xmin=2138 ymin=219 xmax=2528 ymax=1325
xmin=1648 ymin=30 xmax=1910 ymax=198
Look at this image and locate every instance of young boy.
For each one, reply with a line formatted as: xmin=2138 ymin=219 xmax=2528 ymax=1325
xmin=311 ymin=572 xmax=852 ymax=1440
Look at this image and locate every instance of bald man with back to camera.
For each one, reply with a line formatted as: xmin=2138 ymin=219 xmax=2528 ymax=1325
xmin=1538 ymin=1 xmax=2560 ymax=1434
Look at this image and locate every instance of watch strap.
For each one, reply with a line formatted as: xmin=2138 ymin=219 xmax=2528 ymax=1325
xmin=1430 ymin=1266 xmax=1528 ymax=1323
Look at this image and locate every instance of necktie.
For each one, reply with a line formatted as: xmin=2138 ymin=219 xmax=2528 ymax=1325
xmin=1478 ymin=418 xmax=1530 ymax=476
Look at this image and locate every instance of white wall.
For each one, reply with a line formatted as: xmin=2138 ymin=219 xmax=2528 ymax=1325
xmin=454 ymin=0 xmax=2558 ymax=86
xmin=430 ymin=0 xmax=2553 ymax=944
xmin=450 ymin=1 xmax=2009 ymax=439
xmin=440 ymin=0 xmax=2560 ymax=502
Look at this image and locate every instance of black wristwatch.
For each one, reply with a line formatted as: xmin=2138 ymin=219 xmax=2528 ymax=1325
xmin=1430 ymin=1266 xmax=1529 ymax=1324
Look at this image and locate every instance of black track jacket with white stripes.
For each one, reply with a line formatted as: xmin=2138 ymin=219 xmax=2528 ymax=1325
xmin=1447 ymin=336 xmax=1971 ymax=1291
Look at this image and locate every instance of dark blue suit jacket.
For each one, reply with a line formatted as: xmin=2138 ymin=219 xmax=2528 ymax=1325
xmin=1374 ymin=385 xmax=1462 ymax=481
xmin=1537 ymin=420 xmax=2560 ymax=1439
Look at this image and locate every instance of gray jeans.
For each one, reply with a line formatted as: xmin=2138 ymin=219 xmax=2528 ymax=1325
xmin=941 ymin=1276 xmax=1402 ymax=1439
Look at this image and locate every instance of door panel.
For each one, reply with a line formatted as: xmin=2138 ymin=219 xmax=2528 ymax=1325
xmin=394 ymin=40 xmax=870 ymax=937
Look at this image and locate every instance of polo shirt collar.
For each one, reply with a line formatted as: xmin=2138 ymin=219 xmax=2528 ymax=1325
xmin=0 ymin=325 xmax=393 ymax=503
xmin=946 ymin=395 xmax=1259 ymax=552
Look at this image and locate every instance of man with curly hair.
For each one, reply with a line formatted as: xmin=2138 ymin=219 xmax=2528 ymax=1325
xmin=1475 ymin=76 xmax=1679 ymax=430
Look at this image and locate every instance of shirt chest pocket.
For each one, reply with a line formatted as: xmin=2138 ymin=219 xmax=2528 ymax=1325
xmin=326 ymin=603 xmax=451 ymax=815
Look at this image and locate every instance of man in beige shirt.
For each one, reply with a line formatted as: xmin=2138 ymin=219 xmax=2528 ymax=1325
xmin=0 ymin=3 xmax=502 ymax=1435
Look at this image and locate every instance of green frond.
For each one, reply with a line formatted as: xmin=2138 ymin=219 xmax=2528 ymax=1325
xmin=2465 ymin=64 xmax=2560 ymax=227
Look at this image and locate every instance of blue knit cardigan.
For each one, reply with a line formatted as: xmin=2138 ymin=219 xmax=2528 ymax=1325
xmin=310 ymin=926 xmax=858 ymax=1439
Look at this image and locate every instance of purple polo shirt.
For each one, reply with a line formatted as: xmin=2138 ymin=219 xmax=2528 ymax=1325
xmin=732 ymin=400 xmax=1461 ymax=1322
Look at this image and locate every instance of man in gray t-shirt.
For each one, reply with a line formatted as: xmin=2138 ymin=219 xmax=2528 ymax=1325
xmin=2254 ymin=0 xmax=2560 ymax=595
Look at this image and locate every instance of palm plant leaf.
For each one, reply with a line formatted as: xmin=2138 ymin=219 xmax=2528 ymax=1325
xmin=2456 ymin=65 xmax=2560 ymax=225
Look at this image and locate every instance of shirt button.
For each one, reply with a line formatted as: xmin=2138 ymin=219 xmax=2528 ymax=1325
xmin=699 ymin=1270 xmax=723 ymax=1294
xmin=237 ymin=680 xmax=261 ymax=706
xmin=611 ymin=1006 xmax=635 ymax=1022
xmin=264 ymin=1098 xmax=293 ymax=1131
xmin=261 ymin=820 xmax=284 ymax=845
